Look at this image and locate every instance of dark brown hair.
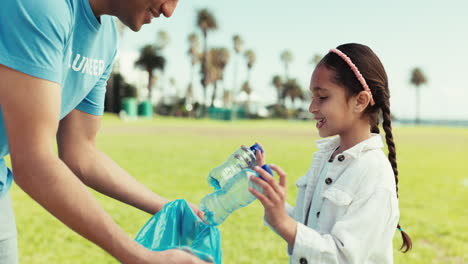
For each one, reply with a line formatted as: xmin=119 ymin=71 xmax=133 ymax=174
xmin=320 ymin=43 xmax=412 ymax=252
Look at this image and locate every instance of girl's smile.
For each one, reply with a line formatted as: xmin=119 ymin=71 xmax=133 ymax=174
xmin=314 ymin=117 xmax=326 ymax=129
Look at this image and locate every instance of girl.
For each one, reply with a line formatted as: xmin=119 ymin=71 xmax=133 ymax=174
xmin=250 ymin=43 xmax=412 ymax=264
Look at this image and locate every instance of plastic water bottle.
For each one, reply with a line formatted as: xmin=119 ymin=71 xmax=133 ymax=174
xmin=207 ymin=143 xmax=264 ymax=190
xmin=200 ymin=165 xmax=273 ymax=226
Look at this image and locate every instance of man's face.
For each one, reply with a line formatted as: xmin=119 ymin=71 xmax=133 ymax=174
xmin=117 ymin=0 xmax=179 ymax=32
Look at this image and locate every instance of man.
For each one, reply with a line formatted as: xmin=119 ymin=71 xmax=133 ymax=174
xmin=0 ymin=0 xmax=209 ymax=263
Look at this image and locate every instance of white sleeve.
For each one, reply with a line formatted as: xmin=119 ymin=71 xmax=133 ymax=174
xmin=290 ymin=188 xmax=397 ymax=264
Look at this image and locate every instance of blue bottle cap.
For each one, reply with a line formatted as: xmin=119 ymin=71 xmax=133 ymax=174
xmin=261 ymin=164 xmax=274 ymax=176
xmin=249 ymin=143 xmax=264 ymax=155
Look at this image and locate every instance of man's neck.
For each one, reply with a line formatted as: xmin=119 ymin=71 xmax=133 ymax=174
xmin=88 ymin=0 xmax=109 ymax=18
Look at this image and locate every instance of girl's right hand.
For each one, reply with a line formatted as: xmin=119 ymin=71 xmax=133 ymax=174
xmin=249 ymin=164 xmax=297 ymax=245
xmin=254 ymin=142 xmax=266 ymax=166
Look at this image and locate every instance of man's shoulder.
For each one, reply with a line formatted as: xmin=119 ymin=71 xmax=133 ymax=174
xmin=0 ymin=0 xmax=75 ymax=83
xmin=4 ymin=0 xmax=74 ymax=22
xmin=2 ymin=0 xmax=75 ymax=37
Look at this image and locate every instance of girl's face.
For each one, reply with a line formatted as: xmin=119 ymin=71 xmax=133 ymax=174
xmin=308 ymin=65 xmax=358 ymax=138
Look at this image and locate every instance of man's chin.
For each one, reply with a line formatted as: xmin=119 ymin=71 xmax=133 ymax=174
xmin=129 ymin=23 xmax=143 ymax=32
xmin=119 ymin=19 xmax=142 ymax=32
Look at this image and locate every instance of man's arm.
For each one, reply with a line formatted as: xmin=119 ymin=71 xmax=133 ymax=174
xmin=0 ymin=65 xmax=209 ymax=264
xmin=0 ymin=65 xmax=150 ymax=262
xmin=56 ymin=109 xmax=169 ymax=214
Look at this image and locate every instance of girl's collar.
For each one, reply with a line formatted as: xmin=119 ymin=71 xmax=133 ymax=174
xmin=316 ymin=134 xmax=384 ymax=158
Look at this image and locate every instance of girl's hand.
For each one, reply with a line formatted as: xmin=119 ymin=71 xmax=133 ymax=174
xmin=254 ymin=142 xmax=266 ymax=166
xmin=249 ymin=164 xmax=297 ymax=245
xmin=249 ymin=164 xmax=287 ymax=228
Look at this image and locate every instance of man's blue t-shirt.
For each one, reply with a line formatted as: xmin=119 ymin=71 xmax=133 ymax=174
xmin=0 ymin=0 xmax=118 ymax=196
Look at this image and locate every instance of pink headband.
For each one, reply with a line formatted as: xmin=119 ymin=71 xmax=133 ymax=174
xmin=329 ymin=48 xmax=375 ymax=106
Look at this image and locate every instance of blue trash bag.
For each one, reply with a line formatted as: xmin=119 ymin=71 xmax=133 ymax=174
xmin=135 ymin=199 xmax=222 ymax=264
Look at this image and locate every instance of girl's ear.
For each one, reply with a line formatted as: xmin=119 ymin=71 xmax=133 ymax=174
xmin=354 ymin=91 xmax=371 ymax=113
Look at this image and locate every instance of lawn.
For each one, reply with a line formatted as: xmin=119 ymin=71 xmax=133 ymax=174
xmin=8 ymin=115 xmax=468 ymax=263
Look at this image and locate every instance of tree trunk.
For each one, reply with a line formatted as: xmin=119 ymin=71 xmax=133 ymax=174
xmin=148 ymin=70 xmax=153 ymax=101
xmin=187 ymin=63 xmax=195 ymax=117
xmin=277 ymin=86 xmax=282 ymax=106
xmin=415 ymin=86 xmax=420 ymax=124
xmin=231 ymin=54 xmax=240 ymax=120
xmin=232 ymin=53 xmax=239 ymax=107
xmin=201 ymin=30 xmax=208 ymax=116
xmin=211 ymin=81 xmax=218 ymax=107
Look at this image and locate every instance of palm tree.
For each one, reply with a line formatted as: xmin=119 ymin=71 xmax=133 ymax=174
xmin=187 ymin=33 xmax=200 ymax=68
xmin=156 ymin=30 xmax=170 ymax=50
xmin=187 ymin=32 xmax=200 ymax=106
xmin=135 ymin=44 xmax=166 ymax=101
xmin=310 ymin=54 xmax=322 ymax=67
xmin=280 ymin=50 xmax=293 ymax=80
xmin=244 ymin=49 xmax=256 ymax=84
xmin=272 ymin=75 xmax=283 ymax=104
xmin=232 ymin=34 xmax=243 ymax=100
xmin=196 ymin=8 xmax=218 ymax=108
xmin=410 ymin=67 xmax=428 ymax=124
xmin=154 ymin=30 xmax=170 ymax=98
xmin=208 ymin=47 xmax=230 ymax=107
xmin=223 ymin=90 xmax=231 ymax=107
xmin=282 ymin=78 xmax=304 ymax=109
xmin=233 ymin=35 xmax=243 ymax=54
xmin=241 ymin=81 xmax=252 ymax=106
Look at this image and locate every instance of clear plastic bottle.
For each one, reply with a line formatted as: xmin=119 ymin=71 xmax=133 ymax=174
xmin=207 ymin=143 xmax=264 ymax=190
xmin=200 ymin=165 xmax=273 ymax=226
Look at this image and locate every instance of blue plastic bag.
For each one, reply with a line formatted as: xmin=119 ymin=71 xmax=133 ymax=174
xmin=135 ymin=199 xmax=222 ymax=264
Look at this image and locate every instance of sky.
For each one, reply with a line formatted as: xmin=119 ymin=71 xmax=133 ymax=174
xmin=118 ymin=0 xmax=468 ymax=120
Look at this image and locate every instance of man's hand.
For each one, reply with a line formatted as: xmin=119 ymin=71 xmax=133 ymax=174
xmin=187 ymin=202 xmax=205 ymax=222
xmin=155 ymin=249 xmax=212 ymax=264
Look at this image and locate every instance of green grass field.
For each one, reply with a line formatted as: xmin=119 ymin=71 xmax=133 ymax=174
xmin=8 ymin=115 xmax=468 ymax=263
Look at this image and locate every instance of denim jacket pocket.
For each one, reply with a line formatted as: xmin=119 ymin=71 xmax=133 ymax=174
xmin=322 ymin=187 xmax=353 ymax=206
xmin=318 ymin=187 xmax=353 ymax=232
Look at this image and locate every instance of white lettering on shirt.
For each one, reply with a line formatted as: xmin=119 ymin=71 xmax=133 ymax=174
xmin=69 ymin=53 xmax=105 ymax=76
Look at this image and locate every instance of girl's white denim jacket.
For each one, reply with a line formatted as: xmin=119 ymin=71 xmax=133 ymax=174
xmin=286 ymin=134 xmax=399 ymax=264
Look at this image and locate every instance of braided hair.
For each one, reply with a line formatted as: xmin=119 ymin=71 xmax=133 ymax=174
xmin=320 ymin=43 xmax=412 ymax=252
